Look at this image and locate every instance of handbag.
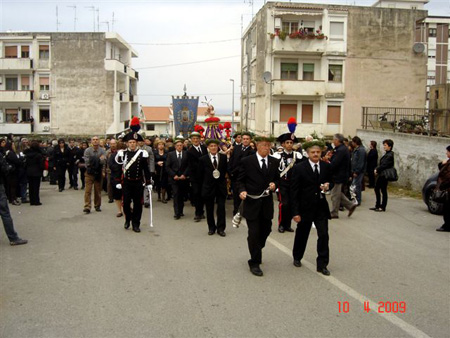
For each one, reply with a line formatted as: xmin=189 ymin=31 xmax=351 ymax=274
xmin=383 ymin=167 xmax=398 ymax=182
xmin=431 ymin=189 xmax=448 ymax=203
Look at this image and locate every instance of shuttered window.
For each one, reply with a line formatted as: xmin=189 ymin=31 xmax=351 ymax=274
xmin=280 ymin=103 xmax=297 ymax=122
xmin=303 ymin=63 xmax=314 ymax=81
xmin=327 ymin=105 xmax=341 ymax=124
xmin=302 ymin=104 xmax=313 ymax=123
xmin=5 ymin=46 xmax=17 ymax=58
xmin=281 ymin=63 xmax=298 ymax=80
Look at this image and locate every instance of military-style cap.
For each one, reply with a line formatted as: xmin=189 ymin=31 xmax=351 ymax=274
xmin=123 ymin=131 xmax=144 ymax=142
xmin=277 ymin=132 xmax=298 ymax=144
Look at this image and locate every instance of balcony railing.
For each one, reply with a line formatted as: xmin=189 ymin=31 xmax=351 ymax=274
xmin=272 ymin=79 xmax=325 ymax=96
xmin=361 ymin=107 xmax=449 ymax=137
xmin=0 ymin=90 xmax=33 ymax=102
xmin=0 ymin=58 xmax=33 ymax=71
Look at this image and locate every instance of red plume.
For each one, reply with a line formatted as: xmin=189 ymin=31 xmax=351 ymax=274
xmin=224 ymin=122 xmax=231 ymax=129
xmin=218 ymin=124 xmax=224 ymax=130
xmin=131 ymin=117 xmax=140 ymax=126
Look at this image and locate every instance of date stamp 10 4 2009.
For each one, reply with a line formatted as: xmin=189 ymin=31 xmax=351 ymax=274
xmin=338 ymin=301 xmax=407 ymax=314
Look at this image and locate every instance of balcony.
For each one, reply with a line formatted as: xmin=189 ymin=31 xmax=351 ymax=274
xmin=117 ymin=92 xmax=129 ymax=102
xmin=129 ymin=94 xmax=138 ymax=103
xmin=0 ymin=58 xmax=33 ymax=73
xmin=272 ymin=80 xmax=325 ymax=97
xmin=0 ymin=90 xmax=33 ymax=102
xmin=105 ymin=59 xmax=128 ymax=75
xmin=0 ymin=123 xmax=31 ymax=134
xmin=272 ymin=36 xmax=327 ymax=55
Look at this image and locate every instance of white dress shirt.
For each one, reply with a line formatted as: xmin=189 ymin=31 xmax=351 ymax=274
xmin=309 ymin=159 xmax=320 ymax=174
xmin=256 ymin=152 xmax=269 ymax=169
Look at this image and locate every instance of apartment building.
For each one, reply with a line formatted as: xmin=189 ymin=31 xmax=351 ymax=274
xmin=241 ymin=2 xmax=427 ymax=137
xmin=0 ymin=32 xmax=139 ymax=135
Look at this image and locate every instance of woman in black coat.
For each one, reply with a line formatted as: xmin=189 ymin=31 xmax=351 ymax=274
xmin=4 ymin=142 xmax=22 ymax=205
xmin=24 ymin=141 xmax=45 ymax=205
xmin=154 ymin=140 xmax=169 ymax=203
xmin=371 ymin=139 xmax=395 ymax=212
xmin=366 ymin=140 xmax=378 ymax=188
xmin=53 ymin=138 xmax=70 ymax=192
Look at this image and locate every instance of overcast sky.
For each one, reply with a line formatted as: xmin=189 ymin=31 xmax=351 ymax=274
xmin=0 ymin=0 xmax=445 ymax=114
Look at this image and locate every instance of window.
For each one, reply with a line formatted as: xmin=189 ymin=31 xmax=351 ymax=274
xmin=280 ymin=103 xmax=297 ymax=122
xmin=327 ymin=105 xmax=341 ymax=124
xmin=21 ymin=109 xmax=31 ymax=122
xmin=330 ymin=22 xmax=344 ymax=40
xmin=301 ymin=104 xmax=313 ymax=123
xmin=39 ymin=108 xmax=50 ymax=122
xmin=146 ymin=124 xmax=155 ymax=131
xmin=328 ymin=64 xmax=342 ymax=82
xmin=39 ymin=45 xmax=49 ymax=59
xmin=281 ymin=63 xmax=298 ymax=80
xmin=5 ymin=77 xmax=18 ymax=90
xmin=39 ymin=76 xmax=50 ymax=91
xmin=21 ymin=46 xmax=30 ymax=58
xmin=282 ymin=21 xmax=299 ymax=34
xmin=428 ymin=49 xmax=436 ymax=59
xmin=5 ymin=109 xmax=18 ymax=123
xmin=428 ymin=28 xmax=437 ymax=38
xmin=4 ymin=46 xmax=17 ymax=58
xmin=302 ymin=21 xmax=315 ymax=35
xmin=21 ymin=76 xmax=30 ymax=90
xmin=303 ymin=64 xmax=314 ymax=81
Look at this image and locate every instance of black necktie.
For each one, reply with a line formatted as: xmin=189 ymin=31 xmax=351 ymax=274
xmin=213 ymin=156 xmax=217 ymax=169
xmin=177 ymin=152 xmax=182 ymax=166
xmin=314 ymin=164 xmax=319 ymax=182
xmin=197 ymin=146 xmax=202 ymax=155
xmin=262 ymin=158 xmax=268 ymax=176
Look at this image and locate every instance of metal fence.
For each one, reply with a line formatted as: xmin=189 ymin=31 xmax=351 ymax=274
xmin=361 ymin=107 xmax=449 ymax=137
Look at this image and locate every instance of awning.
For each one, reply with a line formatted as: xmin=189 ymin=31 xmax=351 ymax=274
xmin=275 ymin=11 xmax=323 ymax=16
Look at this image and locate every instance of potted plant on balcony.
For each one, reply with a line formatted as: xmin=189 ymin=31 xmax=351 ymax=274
xmin=289 ymin=31 xmax=300 ymax=39
xmin=278 ymin=30 xmax=287 ymax=41
xmin=315 ymin=26 xmax=328 ymax=40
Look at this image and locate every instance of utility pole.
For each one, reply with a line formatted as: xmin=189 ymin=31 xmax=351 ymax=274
xmin=101 ymin=21 xmax=110 ymax=32
xmin=56 ymin=6 xmax=61 ymax=32
xmin=230 ymin=79 xmax=235 ymax=131
xmin=112 ymin=12 xmax=117 ymax=32
xmin=96 ymin=8 xmax=100 ymax=32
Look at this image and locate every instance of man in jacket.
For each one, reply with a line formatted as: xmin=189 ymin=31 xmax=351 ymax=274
xmin=351 ymin=136 xmax=366 ymax=205
xmin=290 ymin=141 xmax=334 ymax=275
xmin=237 ymin=136 xmax=280 ymax=277
xmin=187 ymin=132 xmax=207 ymax=221
xmin=329 ymin=134 xmax=357 ymax=218
xmin=139 ymin=138 xmax=155 ymax=208
xmin=83 ymin=136 xmax=106 ymax=213
xmin=166 ymin=137 xmax=189 ymax=219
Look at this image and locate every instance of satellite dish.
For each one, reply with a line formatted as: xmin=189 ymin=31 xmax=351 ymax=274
xmin=413 ymin=43 xmax=425 ymax=54
xmin=263 ymin=71 xmax=272 ymax=84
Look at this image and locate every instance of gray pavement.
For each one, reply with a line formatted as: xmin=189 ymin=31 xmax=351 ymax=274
xmin=1 ymin=182 xmax=449 ymax=338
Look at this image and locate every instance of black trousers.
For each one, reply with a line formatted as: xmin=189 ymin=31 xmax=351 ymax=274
xmin=204 ymin=194 xmax=226 ymax=233
xmin=171 ymin=180 xmax=187 ymax=216
xmin=28 ymin=176 xmax=41 ymax=205
xmin=56 ymin=165 xmax=67 ymax=190
xmin=79 ymin=168 xmax=86 ymax=188
xmin=375 ymin=176 xmax=389 ymax=209
xmin=123 ymin=181 xmax=144 ymax=228
xmin=367 ymin=168 xmax=376 ymax=187
xmin=231 ymin=178 xmax=241 ymax=215
xmin=191 ymin=181 xmax=204 ymax=217
xmin=293 ymin=212 xmax=329 ymax=269
xmin=442 ymin=197 xmax=450 ymax=230
xmin=278 ymin=184 xmax=293 ymax=230
xmin=246 ymin=215 xmax=272 ymax=267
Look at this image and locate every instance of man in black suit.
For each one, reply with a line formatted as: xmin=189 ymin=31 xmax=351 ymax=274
xmin=166 ymin=137 xmax=189 ymax=220
xmin=187 ymin=132 xmax=208 ymax=222
xmin=230 ymin=131 xmax=255 ymax=215
xmin=237 ymin=136 xmax=280 ymax=277
xmin=198 ymin=139 xmax=228 ymax=236
xmin=290 ymin=141 xmax=334 ymax=276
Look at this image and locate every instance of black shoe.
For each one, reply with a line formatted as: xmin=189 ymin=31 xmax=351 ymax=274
xmin=208 ymin=230 xmax=215 ymax=235
xmin=180 ymin=213 xmax=184 ymax=217
xmin=74 ymin=187 xmax=79 ymax=190
xmin=249 ymin=266 xmax=263 ymax=277
xmin=374 ymin=208 xmax=385 ymax=212
xmin=59 ymin=189 xmax=63 ymax=192
xmin=174 ymin=215 xmax=180 ymax=220
xmin=293 ymin=260 xmax=302 ymax=267
xmin=144 ymin=203 xmax=150 ymax=208
xmin=132 ymin=227 xmax=141 ymax=233
xmin=218 ymin=231 xmax=226 ymax=237
xmin=69 ymin=185 xmax=73 ymax=189
xmin=317 ymin=267 xmax=330 ymax=276
xmin=83 ymin=208 xmax=90 ymax=214
xmin=278 ymin=226 xmax=285 ymax=233
xmin=348 ymin=204 xmax=357 ymax=217
xmin=436 ymin=226 xmax=450 ymax=232
xmin=124 ymin=221 xmax=130 ymax=229
xmin=109 ymin=199 xmax=114 ymax=203
xmin=95 ymin=207 xmax=101 ymax=212
xmin=369 ymin=207 xmax=378 ymax=210
xmin=200 ymin=214 xmax=205 ymax=219
xmin=194 ymin=216 xmax=201 ymax=222
xmin=10 ymin=238 xmax=28 ymax=246
xmin=285 ymin=227 xmax=294 ymax=232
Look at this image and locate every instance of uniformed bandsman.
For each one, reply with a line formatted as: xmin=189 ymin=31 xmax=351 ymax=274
xmin=115 ymin=129 xmax=152 ymax=233
xmin=272 ymin=132 xmax=304 ymax=233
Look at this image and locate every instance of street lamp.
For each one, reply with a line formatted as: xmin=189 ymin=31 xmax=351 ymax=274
xmin=229 ymin=79 xmax=235 ymax=132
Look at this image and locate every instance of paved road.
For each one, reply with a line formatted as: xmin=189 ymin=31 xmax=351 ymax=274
xmin=1 ymin=182 xmax=449 ymax=338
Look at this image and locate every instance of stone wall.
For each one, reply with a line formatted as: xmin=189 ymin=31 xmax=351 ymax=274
xmin=356 ymin=129 xmax=449 ymax=191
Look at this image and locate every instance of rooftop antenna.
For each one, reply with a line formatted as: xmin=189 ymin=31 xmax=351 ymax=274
xmin=96 ymin=8 xmax=100 ymax=32
xmin=85 ymin=6 xmax=96 ymax=32
xmin=244 ymin=0 xmax=254 ymax=18
xmin=112 ymin=12 xmax=117 ymax=32
xmin=67 ymin=5 xmax=77 ymax=31
xmin=183 ymin=84 xmax=187 ymax=96
xmin=56 ymin=6 xmax=61 ymax=32
xmin=101 ymin=21 xmax=110 ymax=32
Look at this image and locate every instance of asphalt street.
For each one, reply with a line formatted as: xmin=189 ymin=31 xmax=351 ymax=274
xmin=1 ymin=182 xmax=449 ymax=338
